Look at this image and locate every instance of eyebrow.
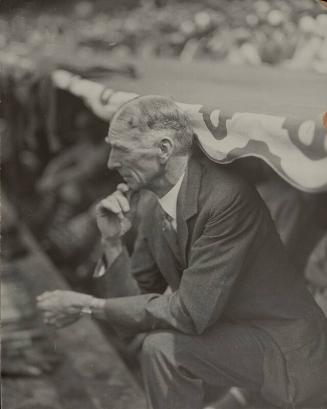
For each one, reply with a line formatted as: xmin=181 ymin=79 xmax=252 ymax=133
xmin=105 ymin=138 xmax=130 ymax=152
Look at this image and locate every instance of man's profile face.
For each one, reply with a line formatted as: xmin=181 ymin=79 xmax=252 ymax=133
xmin=105 ymin=124 xmax=163 ymax=191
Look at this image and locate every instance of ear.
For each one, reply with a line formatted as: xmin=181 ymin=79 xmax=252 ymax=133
xmin=158 ymin=137 xmax=174 ymax=163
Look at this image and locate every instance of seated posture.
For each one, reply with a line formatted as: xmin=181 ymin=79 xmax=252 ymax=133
xmin=38 ymin=96 xmax=327 ymax=409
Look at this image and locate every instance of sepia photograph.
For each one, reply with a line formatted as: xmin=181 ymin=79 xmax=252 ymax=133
xmin=1 ymin=1 xmax=327 ymax=408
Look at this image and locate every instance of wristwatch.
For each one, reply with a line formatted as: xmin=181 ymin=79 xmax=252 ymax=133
xmin=80 ymin=306 xmax=92 ymax=316
xmin=80 ymin=297 xmax=105 ymax=317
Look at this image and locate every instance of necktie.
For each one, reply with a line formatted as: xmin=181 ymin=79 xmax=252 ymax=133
xmin=161 ymin=211 xmax=182 ymax=265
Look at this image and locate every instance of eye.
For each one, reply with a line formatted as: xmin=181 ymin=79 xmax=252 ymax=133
xmin=110 ymin=144 xmax=130 ymax=154
xmin=119 ymin=146 xmax=130 ymax=153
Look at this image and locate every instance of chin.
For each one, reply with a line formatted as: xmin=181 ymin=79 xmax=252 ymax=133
xmin=123 ymin=174 xmax=145 ymax=191
xmin=126 ymin=180 xmax=141 ymax=191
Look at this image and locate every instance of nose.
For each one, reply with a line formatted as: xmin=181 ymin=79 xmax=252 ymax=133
xmin=107 ymin=149 xmax=121 ymax=170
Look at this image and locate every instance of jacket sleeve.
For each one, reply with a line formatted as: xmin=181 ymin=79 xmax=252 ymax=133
xmin=94 ymin=226 xmax=168 ymax=298
xmin=103 ymin=184 xmax=268 ymax=335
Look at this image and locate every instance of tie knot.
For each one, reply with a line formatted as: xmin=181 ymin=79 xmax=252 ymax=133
xmin=164 ymin=212 xmax=174 ymax=223
xmin=161 ymin=210 xmax=175 ymax=231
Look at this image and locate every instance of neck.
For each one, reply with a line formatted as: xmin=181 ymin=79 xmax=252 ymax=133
xmin=149 ymin=155 xmax=188 ymax=198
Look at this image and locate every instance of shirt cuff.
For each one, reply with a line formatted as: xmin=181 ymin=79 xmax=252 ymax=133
xmin=93 ymin=254 xmax=108 ymax=278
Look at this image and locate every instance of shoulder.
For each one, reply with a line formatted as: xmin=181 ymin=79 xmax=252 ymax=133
xmin=193 ymin=151 xmax=262 ymax=216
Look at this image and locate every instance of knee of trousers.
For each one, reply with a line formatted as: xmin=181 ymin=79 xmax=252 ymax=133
xmin=141 ymin=330 xmax=175 ymax=365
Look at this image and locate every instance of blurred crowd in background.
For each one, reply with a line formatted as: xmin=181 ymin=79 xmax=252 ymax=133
xmin=1 ymin=0 xmax=327 ymax=303
xmin=1 ymin=0 xmax=327 ymax=73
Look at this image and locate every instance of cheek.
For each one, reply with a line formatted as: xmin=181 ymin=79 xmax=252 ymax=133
xmin=140 ymin=157 xmax=161 ymax=175
xmin=135 ymin=152 xmax=159 ymax=172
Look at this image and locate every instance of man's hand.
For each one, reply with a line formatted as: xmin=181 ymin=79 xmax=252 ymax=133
xmin=37 ymin=290 xmax=94 ymax=328
xmin=95 ymin=183 xmax=132 ymax=242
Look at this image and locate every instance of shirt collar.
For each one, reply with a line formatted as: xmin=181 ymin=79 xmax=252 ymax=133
xmin=157 ymin=172 xmax=185 ymax=221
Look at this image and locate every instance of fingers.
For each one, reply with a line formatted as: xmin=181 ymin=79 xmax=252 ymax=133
xmin=36 ymin=290 xmax=81 ymax=329
xmin=97 ymin=189 xmax=130 ymax=219
xmin=43 ymin=316 xmax=62 ymax=327
xmin=36 ymin=291 xmax=61 ymax=317
xmin=40 ymin=308 xmax=72 ymax=327
xmin=37 ymin=290 xmax=57 ymax=301
xmin=117 ymin=183 xmax=129 ymax=193
xmin=93 ymin=184 xmax=134 ymax=239
xmin=98 ymin=197 xmax=120 ymax=214
xmin=117 ymin=183 xmax=139 ymax=209
xmin=37 ymin=290 xmax=62 ymax=307
xmin=115 ymin=191 xmax=130 ymax=214
xmin=43 ymin=313 xmax=79 ymax=328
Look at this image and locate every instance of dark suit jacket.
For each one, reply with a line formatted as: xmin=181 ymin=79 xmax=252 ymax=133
xmin=100 ymin=147 xmax=327 ymax=407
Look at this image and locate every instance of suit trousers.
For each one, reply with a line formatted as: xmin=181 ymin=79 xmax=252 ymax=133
xmin=141 ymin=323 xmax=275 ymax=409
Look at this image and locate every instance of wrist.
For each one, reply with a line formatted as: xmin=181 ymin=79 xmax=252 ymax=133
xmin=79 ymin=296 xmax=106 ymax=318
xmin=89 ymin=297 xmax=106 ymax=319
xmin=78 ymin=294 xmax=94 ymax=315
xmin=101 ymin=238 xmax=123 ymax=268
xmin=101 ymin=236 xmax=122 ymax=248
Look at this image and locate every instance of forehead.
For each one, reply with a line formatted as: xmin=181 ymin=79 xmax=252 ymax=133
xmin=106 ymin=117 xmax=159 ymax=148
xmin=106 ymin=121 xmax=140 ymax=145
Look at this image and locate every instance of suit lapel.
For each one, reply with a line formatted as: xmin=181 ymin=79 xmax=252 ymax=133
xmin=151 ymin=205 xmax=183 ymax=289
xmin=176 ymin=155 xmax=202 ymax=267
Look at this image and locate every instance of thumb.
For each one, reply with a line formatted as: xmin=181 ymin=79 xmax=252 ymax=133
xmin=117 ymin=183 xmax=129 ymax=194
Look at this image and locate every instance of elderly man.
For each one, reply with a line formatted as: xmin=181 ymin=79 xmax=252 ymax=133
xmin=38 ymin=95 xmax=327 ymax=409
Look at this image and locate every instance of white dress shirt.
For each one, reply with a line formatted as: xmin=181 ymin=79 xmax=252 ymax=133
xmin=157 ymin=172 xmax=185 ymax=231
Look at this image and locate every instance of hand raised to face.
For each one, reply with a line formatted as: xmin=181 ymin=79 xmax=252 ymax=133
xmin=94 ymin=183 xmax=133 ymax=242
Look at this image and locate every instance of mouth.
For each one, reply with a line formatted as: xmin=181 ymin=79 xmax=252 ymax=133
xmin=119 ymin=173 xmax=141 ymax=191
xmin=121 ymin=174 xmax=131 ymax=182
xmin=120 ymin=174 xmax=134 ymax=187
